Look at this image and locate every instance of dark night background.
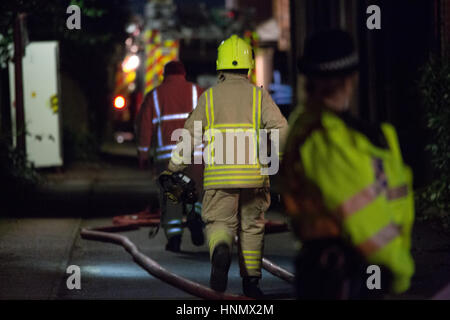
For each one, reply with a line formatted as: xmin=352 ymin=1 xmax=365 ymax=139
xmin=0 ymin=0 xmax=449 ymax=301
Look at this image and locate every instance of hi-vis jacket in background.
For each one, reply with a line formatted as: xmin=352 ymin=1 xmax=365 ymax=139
xmin=136 ymin=74 xmax=203 ymax=163
xmin=168 ymin=72 xmax=288 ymax=189
xmin=136 ymin=71 xmax=204 ymax=247
xmin=282 ymin=108 xmax=415 ymax=294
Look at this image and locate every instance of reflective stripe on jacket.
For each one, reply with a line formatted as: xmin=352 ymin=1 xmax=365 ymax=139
xmin=168 ymin=72 xmax=288 ymax=189
xmin=282 ymin=109 xmax=414 ymax=294
xmin=136 ymin=74 xmax=203 ymax=162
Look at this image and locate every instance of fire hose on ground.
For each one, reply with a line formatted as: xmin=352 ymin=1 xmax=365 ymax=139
xmin=80 ymin=225 xmax=294 ymax=300
xmin=81 ymin=218 xmax=450 ymax=300
xmin=81 ymin=227 xmax=249 ymax=300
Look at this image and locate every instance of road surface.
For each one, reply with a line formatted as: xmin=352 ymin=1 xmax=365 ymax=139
xmin=0 ymin=160 xmax=296 ymax=300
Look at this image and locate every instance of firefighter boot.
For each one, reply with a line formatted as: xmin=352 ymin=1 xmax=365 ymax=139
xmin=210 ymin=243 xmax=231 ymax=292
xmin=186 ymin=206 xmax=205 ymax=246
xmin=187 ymin=217 xmax=205 ymax=246
xmin=243 ymin=277 xmax=264 ymax=299
xmin=165 ymin=235 xmax=181 ymax=252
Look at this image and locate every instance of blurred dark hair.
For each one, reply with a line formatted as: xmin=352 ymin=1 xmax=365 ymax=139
xmin=164 ymin=61 xmax=186 ymax=76
xmin=305 ymin=73 xmax=357 ymax=97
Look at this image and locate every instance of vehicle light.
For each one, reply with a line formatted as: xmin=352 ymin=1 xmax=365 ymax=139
xmin=122 ymin=55 xmax=140 ymax=73
xmin=114 ymin=96 xmax=126 ymax=109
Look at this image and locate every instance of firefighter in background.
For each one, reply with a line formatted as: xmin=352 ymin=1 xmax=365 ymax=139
xmin=281 ymin=30 xmax=414 ymax=299
xmin=136 ymin=61 xmax=205 ymax=252
xmin=164 ymin=35 xmax=288 ymax=298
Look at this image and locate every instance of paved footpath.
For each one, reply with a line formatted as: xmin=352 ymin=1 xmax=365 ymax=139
xmin=0 ymin=215 xmax=296 ymax=300
xmin=0 ymin=160 xmax=296 ymax=300
xmin=3 ymin=159 xmax=447 ymax=300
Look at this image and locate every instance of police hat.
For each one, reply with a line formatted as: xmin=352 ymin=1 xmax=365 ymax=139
xmin=298 ymin=30 xmax=359 ymax=76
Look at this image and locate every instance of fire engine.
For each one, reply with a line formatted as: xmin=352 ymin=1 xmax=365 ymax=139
xmin=110 ymin=2 xmax=180 ymax=146
xmin=108 ymin=1 xmax=289 ymax=147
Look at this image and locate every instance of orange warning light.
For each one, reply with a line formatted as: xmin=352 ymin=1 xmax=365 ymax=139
xmin=114 ymin=96 xmax=126 ymax=109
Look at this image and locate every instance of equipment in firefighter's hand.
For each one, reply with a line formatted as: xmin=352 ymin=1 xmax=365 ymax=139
xmin=159 ymin=170 xmax=197 ymax=204
xmin=158 ymin=170 xmax=204 ymax=247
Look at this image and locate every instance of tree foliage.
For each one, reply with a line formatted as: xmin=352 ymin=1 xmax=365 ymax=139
xmin=416 ymin=56 xmax=450 ymax=220
xmin=0 ymin=134 xmax=42 ymax=209
xmin=0 ymin=1 xmax=131 ymax=190
xmin=1 ymin=1 xmax=130 ymax=159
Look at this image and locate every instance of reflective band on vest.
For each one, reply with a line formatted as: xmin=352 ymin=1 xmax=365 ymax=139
xmin=157 ymin=153 xmax=172 ymax=160
xmin=202 ymin=87 xmax=264 ymax=188
xmin=167 ymin=228 xmax=182 ymax=235
xmin=152 ymin=90 xmax=163 ymax=147
xmin=336 ymin=157 xmax=409 ymax=219
xmin=167 ymin=219 xmax=182 ymax=225
xmin=157 ymin=145 xmax=176 ymax=152
xmin=152 ymin=113 xmax=190 ymax=124
xmin=336 ymin=173 xmax=386 ymax=218
xmin=387 ymin=185 xmax=408 ymax=201
xmin=357 ymin=223 xmax=401 ymax=256
xmin=332 ymin=158 xmax=409 ymax=256
xmin=192 ymin=84 xmax=197 ymax=110
xmin=337 ymin=179 xmax=409 ymax=219
xmin=156 ymin=145 xmax=178 ymax=161
xmin=152 ymin=85 xmax=198 ymax=160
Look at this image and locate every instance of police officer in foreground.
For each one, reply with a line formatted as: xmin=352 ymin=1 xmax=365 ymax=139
xmin=281 ymin=30 xmax=415 ymax=299
xmin=164 ymin=35 xmax=288 ymax=298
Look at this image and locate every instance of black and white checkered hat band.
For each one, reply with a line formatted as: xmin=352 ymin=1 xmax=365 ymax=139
xmin=308 ymin=52 xmax=359 ymax=72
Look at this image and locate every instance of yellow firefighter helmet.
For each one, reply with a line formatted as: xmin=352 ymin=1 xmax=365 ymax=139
xmin=216 ymin=35 xmax=254 ymax=71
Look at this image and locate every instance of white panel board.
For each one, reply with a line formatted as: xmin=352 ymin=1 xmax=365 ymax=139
xmin=9 ymin=41 xmax=63 ymax=168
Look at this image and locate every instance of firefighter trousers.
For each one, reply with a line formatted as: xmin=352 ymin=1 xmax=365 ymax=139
xmin=202 ymin=188 xmax=271 ymax=278
xmin=159 ymin=187 xmax=184 ymax=240
xmin=155 ymin=160 xmax=184 ymax=241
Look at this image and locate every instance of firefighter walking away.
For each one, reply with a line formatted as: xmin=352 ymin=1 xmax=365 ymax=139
xmin=136 ymin=61 xmax=205 ymax=252
xmin=164 ymin=35 xmax=288 ymax=298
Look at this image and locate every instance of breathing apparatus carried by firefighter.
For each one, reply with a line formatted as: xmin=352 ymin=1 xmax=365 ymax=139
xmin=159 ymin=171 xmax=197 ymax=204
xmin=158 ymin=171 xmax=204 ymax=245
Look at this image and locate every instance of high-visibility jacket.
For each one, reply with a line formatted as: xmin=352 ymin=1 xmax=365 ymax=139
xmin=282 ymin=109 xmax=415 ymax=294
xmin=168 ymin=72 xmax=288 ymax=189
xmin=136 ymin=74 xmax=204 ymax=162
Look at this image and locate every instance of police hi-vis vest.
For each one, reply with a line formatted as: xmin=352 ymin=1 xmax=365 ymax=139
xmin=139 ymin=84 xmax=199 ymax=162
xmin=171 ymin=86 xmax=269 ymax=189
xmin=283 ymin=110 xmax=415 ymax=294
